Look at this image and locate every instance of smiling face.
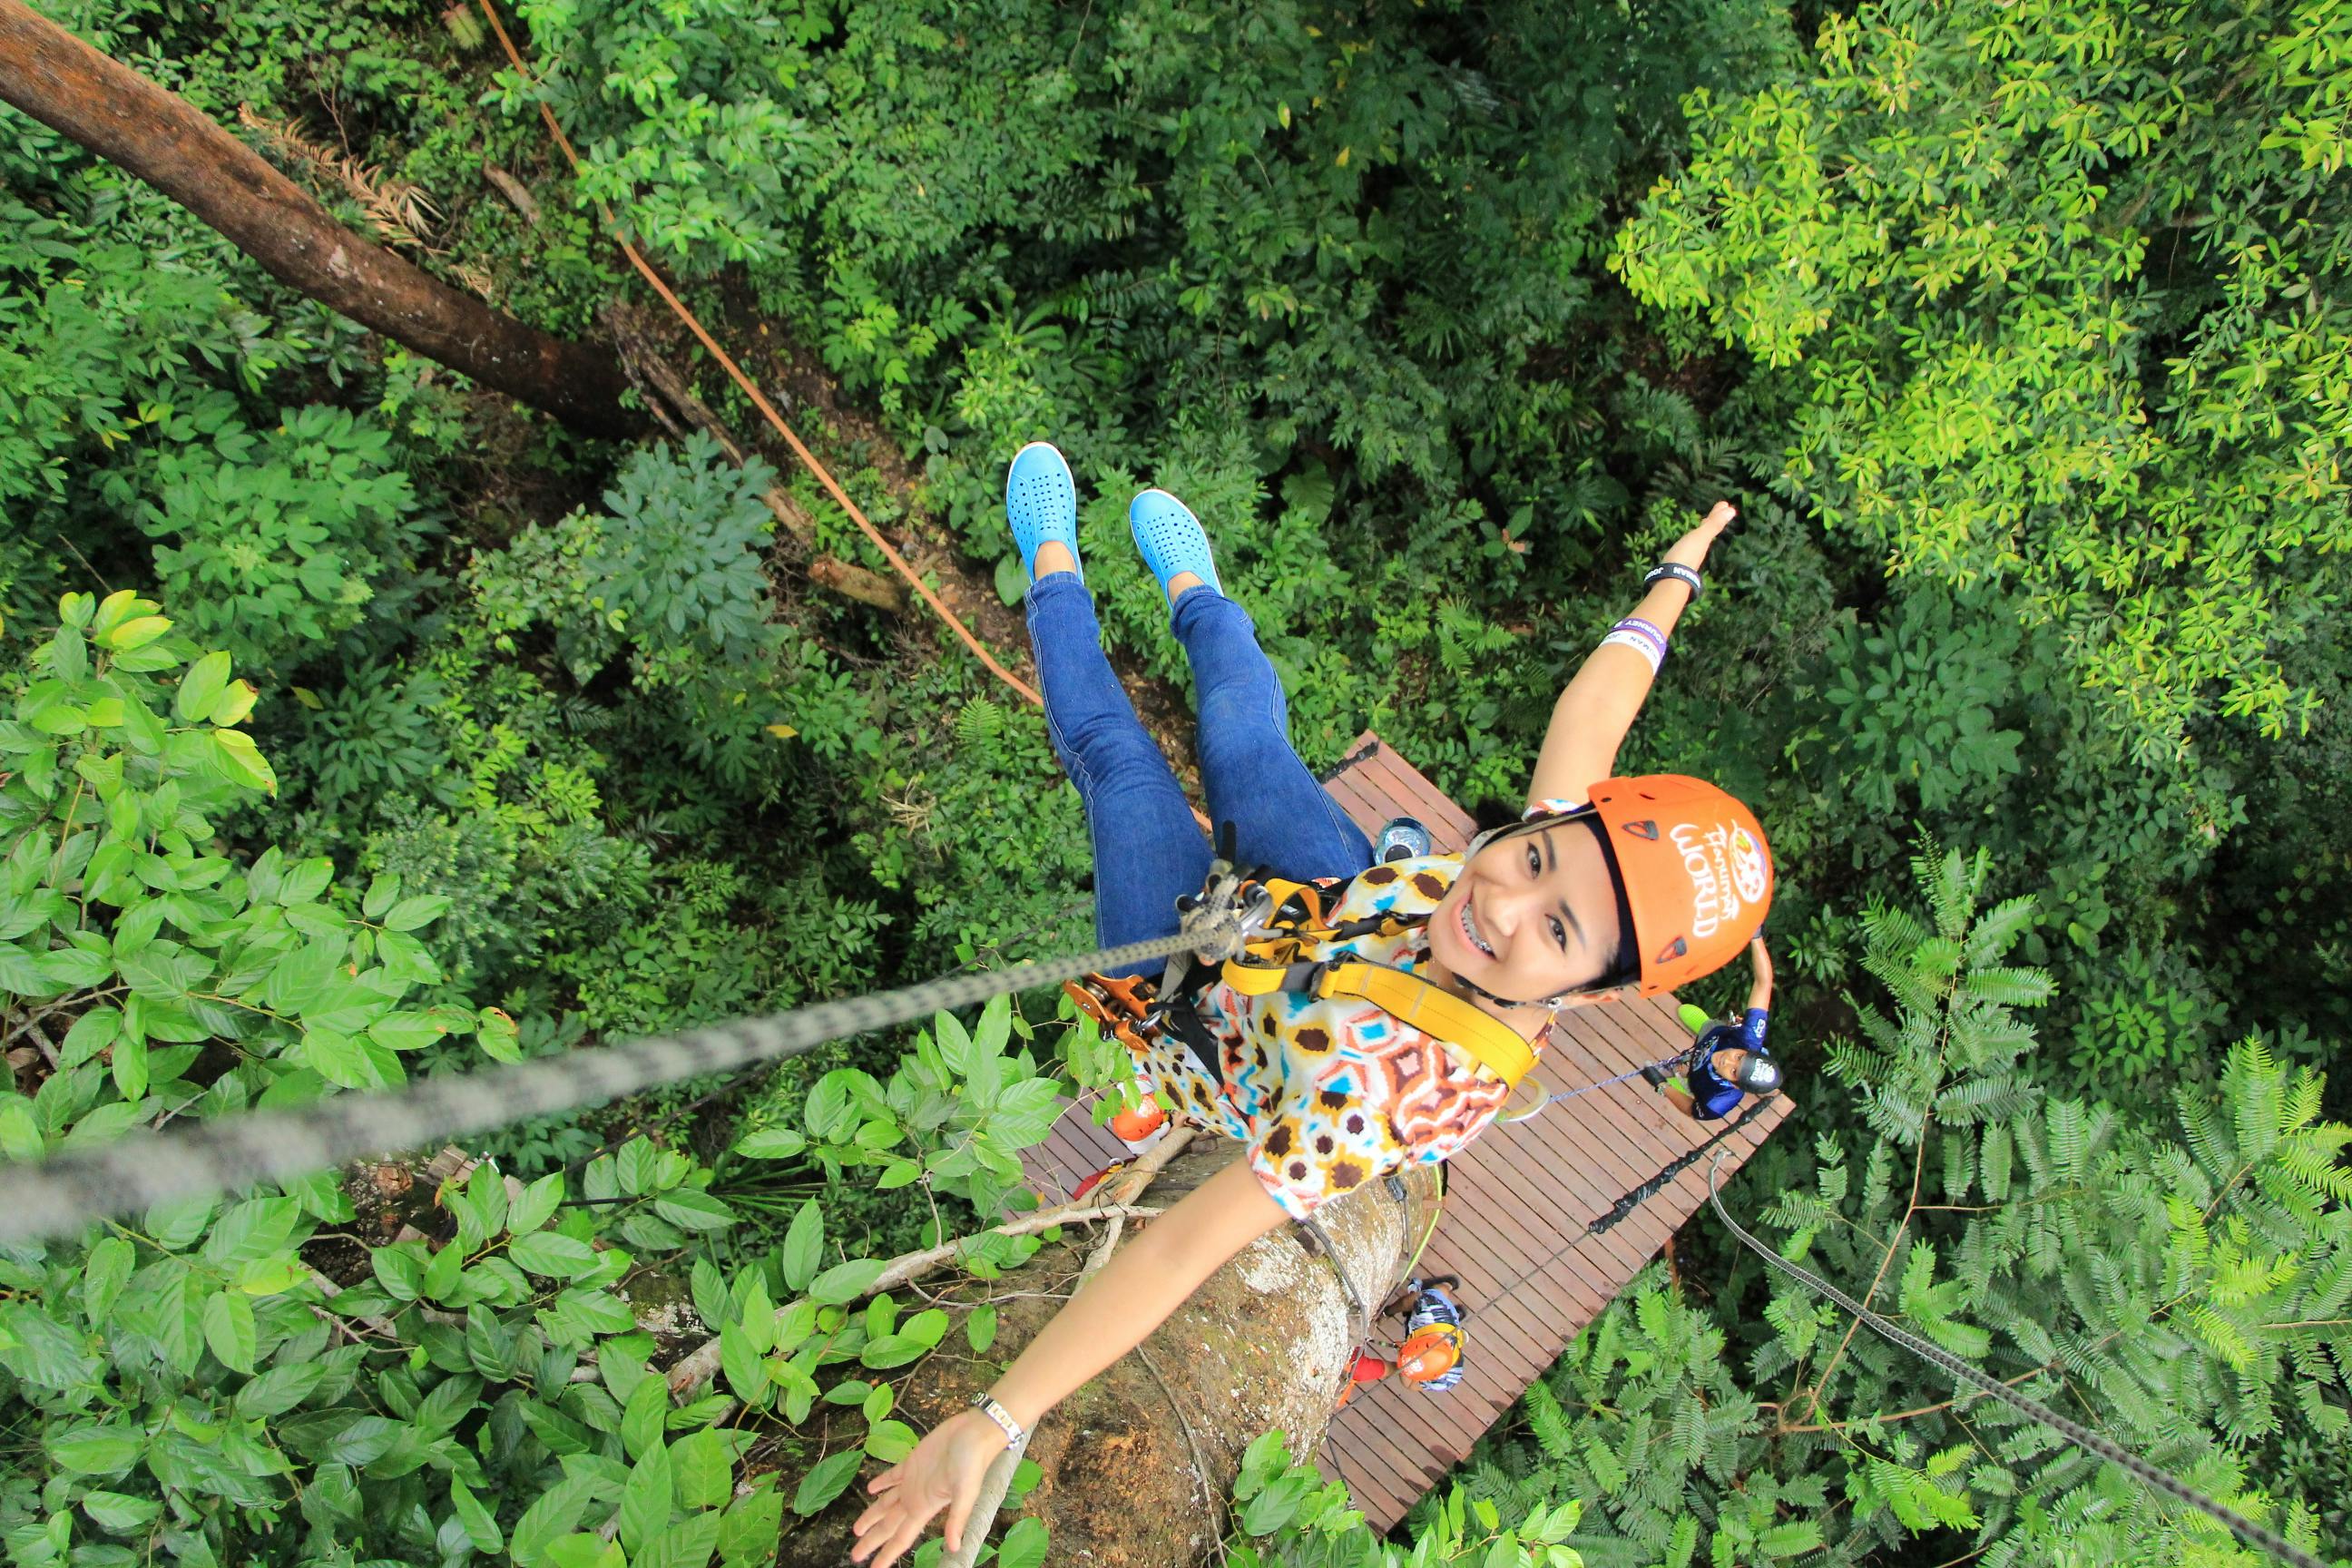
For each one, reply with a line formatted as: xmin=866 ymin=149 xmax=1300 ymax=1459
xmin=1425 ymin=818 xmax=1627 ymax=1007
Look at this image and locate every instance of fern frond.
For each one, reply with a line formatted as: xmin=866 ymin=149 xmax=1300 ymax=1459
xmin=1958 ymin=965 xmax=2055 ymax=1007
xmin=1963 ymin=895 xmax=2040 ymax=965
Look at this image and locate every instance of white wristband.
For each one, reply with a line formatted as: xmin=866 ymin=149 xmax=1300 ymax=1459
xmin=969 ymin=1392 xmax=1026 ymax=1449
xmin=1599 ymin=627 xmax=1665 ymax=675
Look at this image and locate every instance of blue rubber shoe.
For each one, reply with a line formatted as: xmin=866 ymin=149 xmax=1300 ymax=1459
xmin=1005 ymin=441 xmax=1082 ymax=586
xmin=1129 ymin=488 xmax=1222 ymax=603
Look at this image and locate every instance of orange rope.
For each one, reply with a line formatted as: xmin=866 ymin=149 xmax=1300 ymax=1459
xmin=476 ymin=0 xmax=1220 ymax=833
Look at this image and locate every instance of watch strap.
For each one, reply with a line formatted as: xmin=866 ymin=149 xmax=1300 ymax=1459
xmin=968 ymin=1392 xmax=1026 ymax=1449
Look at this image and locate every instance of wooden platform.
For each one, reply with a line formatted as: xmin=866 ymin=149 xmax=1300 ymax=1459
xmin=1019 ymin=733 xmax=1791 ymax=1532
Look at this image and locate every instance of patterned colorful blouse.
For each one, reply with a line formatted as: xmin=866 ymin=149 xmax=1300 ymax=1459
xmin=1117 ymin=847 xmax=1553 ymax=1222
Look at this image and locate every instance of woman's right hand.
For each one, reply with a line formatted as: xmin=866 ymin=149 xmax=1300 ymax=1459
xmin=1661 ymin=501 xmax=1738 ymax=573
xmin=849 ymin=1408 xmax=1011 ymax=1568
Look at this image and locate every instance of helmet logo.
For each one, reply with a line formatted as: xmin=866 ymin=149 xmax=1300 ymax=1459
xmin=1670 ymin=819 xmax=1751 ymax=939
xmin=1654 ymin=936 xmax=1689 ymax=965
xmin=1621 ymin=819 xmax=1660 ymax=840
xmin=1729 ymin=824 xmax=1768 ymax=904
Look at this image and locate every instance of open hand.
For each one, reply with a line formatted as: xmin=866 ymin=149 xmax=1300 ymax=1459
xmin=1661 ymin=501 xmax=1737 ymax=573
xmin=850 ymin=1409 xmax=1009 ymax=1568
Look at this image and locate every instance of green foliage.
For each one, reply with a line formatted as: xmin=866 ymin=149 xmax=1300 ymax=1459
xmin=735 ymin=995 xmax=1070 ymax=1222
xmin=1221 ymin=1427 xmax=1588 ymax=1568
xmin=0 ymin=593 xmax=478 ymax=1100
xmin=0 ymin=596 xmax=761 ymax=1568
xmin=1613 ymin=0 xmax=2352 ymax=767
xmin=12 ymin=0 xmax=2352 ymax=1557
xmin=132 ymin=404 xmax=431 ymax=673
xmin=1460 ymin=838 xmax=2344 ymax=1567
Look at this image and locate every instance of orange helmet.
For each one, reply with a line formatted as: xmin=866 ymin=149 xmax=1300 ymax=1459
xmin=1396 ymin=1323 xmax=1464 ymax=1385
xmin=1585 ymin=776 xmax=1772 ymax=995
xmin=1473 ymin=777 xmax=1773 ymax=997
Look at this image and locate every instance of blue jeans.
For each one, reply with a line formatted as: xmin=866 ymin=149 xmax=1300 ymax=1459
xmin=1024 ymin=573 xmax=1374 ymax=980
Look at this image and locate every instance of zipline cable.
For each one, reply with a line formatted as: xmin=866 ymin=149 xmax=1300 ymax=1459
xmin=1457 ymin=1097 xmax=1776 ymax=1322
xmin=0 ymin=925 xmax=1228 ymax=1249
xmin=1704 ymin=1152 xmax=2328 ymax=1568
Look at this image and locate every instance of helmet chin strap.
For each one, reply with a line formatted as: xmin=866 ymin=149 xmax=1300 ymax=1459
xmin=1448 ymin=968 xmax=1575 ymax=1013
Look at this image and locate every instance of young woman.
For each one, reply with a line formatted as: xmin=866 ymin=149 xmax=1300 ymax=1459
xmin=850 ymin=445 xmax=1772 ymax=1568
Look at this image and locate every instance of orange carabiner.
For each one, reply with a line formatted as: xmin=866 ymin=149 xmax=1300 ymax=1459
xmin=1064 ymin=974 xmax=1159 ymax=1055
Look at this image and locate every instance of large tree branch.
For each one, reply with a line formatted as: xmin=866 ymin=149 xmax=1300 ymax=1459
xmin=0 ymin=0 xmax=639 ymax=437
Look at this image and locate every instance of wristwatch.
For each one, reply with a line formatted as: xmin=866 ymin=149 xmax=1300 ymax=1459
xmin=968 ymin=1391 xmax=1027 ymax=1449
xmin=1644 ymin=563 xmax=1703 ymax=603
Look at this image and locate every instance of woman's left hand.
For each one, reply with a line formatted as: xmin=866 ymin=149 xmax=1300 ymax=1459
xmin=849 ymin=1410 xmax=1010 ymax=1568
xmin=1661 ymin=501 xmax=1737 ymax=573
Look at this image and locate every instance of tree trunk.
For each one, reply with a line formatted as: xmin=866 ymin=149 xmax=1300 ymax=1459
xmin=772 ymin=1139 xmax=1438 ymax=1568
xmin=0 ymin=0 xmax=639 ymax=438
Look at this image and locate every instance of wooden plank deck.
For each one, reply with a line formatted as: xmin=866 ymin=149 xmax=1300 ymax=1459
xmin=1017 ymin=732 xmax=1791 ymax=1533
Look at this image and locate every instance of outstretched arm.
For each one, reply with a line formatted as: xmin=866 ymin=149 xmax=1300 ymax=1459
xmin=850 ymin=1157 xmax=1293 ymax=1568
xmin=1524 ymin=502 xmax=1737 ymax=811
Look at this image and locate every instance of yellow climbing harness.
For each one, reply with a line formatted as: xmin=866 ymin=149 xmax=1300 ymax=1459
xmin=1065 ymin=870 xmax=1544 ymax=1100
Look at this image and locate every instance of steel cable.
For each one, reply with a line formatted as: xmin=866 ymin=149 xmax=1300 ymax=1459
xmin=1704 ymin=1152 xmax=2328 ymax=1568
xmin=0 ymin=925 xmax=1227 ymax=1248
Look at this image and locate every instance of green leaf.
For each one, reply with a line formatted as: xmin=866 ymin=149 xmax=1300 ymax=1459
xmin=201 ymin=1289 xmax=258 ymax=1373
xmin=108 ymin=615 xmax=171 ymax=652
xmin=83 ymin=1236 xmax=132 ymax=1319
xmin=790 ymin=1447 xmax=864 ymax=1516
xmin=48 ymin=1425 xmax=143 ymax=1475
xmin=372 ymin=1241 xmax=427 ymax=1300
xmin=995 ymin=1516 xmax=1050 ymax=1568
xmin=175 ymin=652 xmax=230 ymax=723
xmin=621 ymin=1443 xmax=675 ymax=1553
xmin=154 ymin=1268 xmax=207 ymax=1374
xmin=617 ymin=1138 xmax=658 ymax=1195
xmin=1757 ymin=1519 xmax=1824 ymax=1558
xmin=622 ymin=1368 xmax=670 ymax=1462
xmin=212 ymin=728 xmax=277 ymax=794
xmin=654 ymin=1190 xmax=735 ymax=1232
xmin=144 ymin=1192 xmax=215 ymax=1250
xmin=452 ymin=1478 xmax=505 ymax=1553
xmin=720 ymin=1319 xmax=765 ymax=1406
xmin=81 ymin=1490 xmax=162 ymax=1534
xmin=735 ymin=1126 xmax=807 ymax=1159
xmin=965 ymin=1303 xmax=998 ymax=1353
xmin=809 ymin=1257 xmax=885 ymax=1307
xmin=545 ymin=1537 xmax=625 ymax=1568
xmin=363 ymin=873 xmax=401 ymax=921
xmin=858 ymin=1333 xmax=929 ymax=1370
xmin=202 ymin=1197 xmax=300 ymax=1265
xmin=511 ymin=1171 xmax=564 ymax=1234
xmin=509 ymin=1231 xmax=601 ymax=1279
xmin=235 ymin=1359 xmax=328 ymax=1418
xmin=637 ymin=1511 xmax=721 ymax=1568
xmin=301 ymin=1027 xmax=397 ymax=1090
xmin=717 ymin=1486 xmax=782 ymax=1568
xmin=368 ymin=1011 xmax=446 ymax=1052
xmin=209 ymin=680 xmax=258 ymax=726
xmin=863 ymin=1418 xmax=917 ymax=1463
xmin=781 ymin=1200 xmax=823 ymax=1292
xmin=384 ymin=894 xmax=451 ymax=931
xmin=673 ymin=1428 xmax=745 ymax=1510
xmin=61 ymin=1007 xmax=120 ymax=1068
xmin=510 ymin=1473 xmax=595 ymax=1568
